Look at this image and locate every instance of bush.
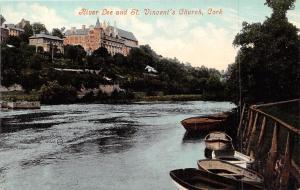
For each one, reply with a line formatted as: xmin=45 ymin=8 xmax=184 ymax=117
xmin=40 ymin=80 xmax=77 ymax=104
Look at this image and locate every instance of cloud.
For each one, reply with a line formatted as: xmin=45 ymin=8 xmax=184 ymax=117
xmin=1 ymin=3 xmax=237 ymax=70
xmin=287 ymin=11 xmax=300 ymax=29
xmin=149 ymin=21 xmax=237 ymax=70
xmin=1 ymin=3 xmax=68 ymax=30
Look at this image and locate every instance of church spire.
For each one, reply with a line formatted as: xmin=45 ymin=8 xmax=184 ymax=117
xmin=95 ymin=17 xmax=100 ymax=28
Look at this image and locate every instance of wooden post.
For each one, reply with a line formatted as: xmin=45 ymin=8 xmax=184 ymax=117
xmin=266 ymin=122 xmax=278 ymax=181
xmin=258 ymin=116 xmax=266 ymax=146
xmin=237 ymin=103 xmax=246 ymax=137
xmin=243 ymin=110 xmax=253 ymax=140
xmin=280 ymin=133 xmax=291 ymax=190
xmin=248 ymin=112 xmax=258 ymax=137
xmin=246 ymin=112 xmax=259 ymax=155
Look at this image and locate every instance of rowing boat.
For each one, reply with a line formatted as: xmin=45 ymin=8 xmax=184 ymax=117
xmin=204 ymin=132 xmax=233 ymax=151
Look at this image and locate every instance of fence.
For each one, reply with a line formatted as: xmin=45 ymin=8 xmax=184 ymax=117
xmin=237 ymin=99 xmax=300 ymax=190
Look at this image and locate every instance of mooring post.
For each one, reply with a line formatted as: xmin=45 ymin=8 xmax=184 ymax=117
xmin=279 ymin=133 xmax=291 ymax=190
xmin=246 ymin=112 xmax=259 ymax=155
xmin=266 ymin=122 xmax=278 ymax=181
xmin=237 ymin=103 xmax=246 ymax=137
xmin=258 ymin=116 xmax=266 ymax=146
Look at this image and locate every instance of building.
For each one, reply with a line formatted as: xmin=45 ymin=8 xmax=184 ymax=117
xmin=16 ymin=18 xmax=30 ymax=29
xmin=0 ymin=26 xmax=9 ymax=42
xmin=29 ymin=33 xmax=64 ymax=53
xmin=64 ymin=18 xmax=138 ymax=56
xmin=4 ymin=23 xmax=24 ymax=37
xmin=0 ymin=15 xmax=8 ymax=42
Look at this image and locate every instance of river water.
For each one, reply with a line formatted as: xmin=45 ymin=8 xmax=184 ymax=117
xmin=0 ymin=101 xmax=235 ymax=190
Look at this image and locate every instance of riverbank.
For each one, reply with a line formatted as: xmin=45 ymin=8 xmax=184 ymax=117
xmin=1 ymin=91 xmax=205 ymax=105
xmin=1 ymin=91 xmax=40 ymax=102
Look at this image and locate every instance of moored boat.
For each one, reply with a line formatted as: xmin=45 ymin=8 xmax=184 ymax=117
xmin=197 ymin=159 xmax=264 ymax=189
xmin=212 ymin=150 xmax=254 ymax=168
xmin=204 ymin=132 xmax=233 ymax=151
xmin=170 ymin=168 xmax=236 ymax=190
xmin=180 ymin=112 xmax=229 ymax=132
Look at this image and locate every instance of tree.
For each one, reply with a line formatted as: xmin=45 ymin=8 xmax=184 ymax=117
xmin=6 ymin=36 xmax=22 ymax=48
xmin=40 ymin=80 xmax=77 ymax=104
xmin=31 ymin=22 xmax=48 ymax=34
xmin=226 ymin=0 xmax=300 ymax=104
xmin=20 ymin=23 xmax=33 ymax=43
xmin=52 ymin=28 xmax=63 ymax=39
xmin=64 ymin=45 xmax=86 ymax=64
xmin=93 ymin=47 xmax=109 ymax=57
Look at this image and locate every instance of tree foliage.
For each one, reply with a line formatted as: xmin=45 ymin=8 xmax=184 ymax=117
xmin=51 ymin=28 xmax=64 ymax=39
xmin=226 ymin=0 xmax=300 ymax=104
xmin=31 ymin=22 xmax=48 ymax=34
xmin=20 ymin=23 xmax=33 ymax=43
xmin=64 ymin=45 xmax=86 ymax=64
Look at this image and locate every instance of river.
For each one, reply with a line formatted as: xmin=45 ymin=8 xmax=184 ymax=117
xmin=0 ymin=101 xmax=235 ymax=190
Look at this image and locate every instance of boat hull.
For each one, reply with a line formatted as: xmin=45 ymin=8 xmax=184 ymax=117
xmin=170 ymin=168 xmax=236 ymax=190
xmin=197 ymin=159 xmax=264 ymax=190
xmin=204 ymin=132 xmax=233 ymax=151
xmin=180 ymin=112 xmax=229 ymax=132
xmin=181 ymin=120 xmax=223 ymax=132
xmin=212 ymin=150 xmax=254 ymax=168
xmin=205 ymin=140 xmax=232 ymax=151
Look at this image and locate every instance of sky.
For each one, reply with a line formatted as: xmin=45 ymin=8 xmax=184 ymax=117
xmin=1 ymin=0 xmax=300 ymax=70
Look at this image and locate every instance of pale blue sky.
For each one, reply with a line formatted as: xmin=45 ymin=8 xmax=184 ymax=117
xmin=1 ymin=0 xmax=299 ymax=70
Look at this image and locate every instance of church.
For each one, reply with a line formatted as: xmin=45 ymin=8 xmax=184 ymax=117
xmin=63 ymin=18 xmax=138 ymax=56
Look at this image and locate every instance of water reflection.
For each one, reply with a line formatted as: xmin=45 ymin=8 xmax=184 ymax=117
xmin=181 ymin=131 xmax=207 ymax=143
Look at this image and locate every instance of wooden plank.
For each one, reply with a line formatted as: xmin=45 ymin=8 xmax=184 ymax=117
xmin=280 ymin=133 xmax=291 ymax=190
xmin=291 ymin=159 xmax=300 ymax=185
xmin=266 ymin=122 xmax=278 ymax=181
xmin=253 ymin=98 xmax=300 ymax=109
xmin=246 ymin=112 xmax=259 ymax=155
xmin=258 ymin=116 xmax=266 ymax=146
xmin=237 ymin=103 xmax=246 ymax=137
xmin=243 ymin=110 xmax=253 ymax=140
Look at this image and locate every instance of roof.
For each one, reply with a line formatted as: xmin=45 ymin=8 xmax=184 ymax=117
xmin=95 ymin=17 xmax=101 ymax=28
xmin=116 ymin=28 xmax=137 ymax=41
xmin=29 ymin=33 xmax=63 ymax=41
xmin=65 ymin=28 xmax=89 ymax=36
xmin=65 ymin=26 xmax=138 ymax=41
xmin=5 ymin=24 xmax=24 ymax=32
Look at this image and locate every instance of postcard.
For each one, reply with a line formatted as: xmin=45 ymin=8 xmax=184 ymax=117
xmin=0 ymin=0 xmax=299 ymax=189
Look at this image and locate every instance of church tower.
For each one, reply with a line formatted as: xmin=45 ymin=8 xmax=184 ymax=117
xmin=95 ymin=17 xmax=100 ymax=28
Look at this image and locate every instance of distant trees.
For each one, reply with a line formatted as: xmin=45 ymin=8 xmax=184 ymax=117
xmin=32 ymin=22 xmax=48 ymax=34
xmin=51 ymin=28 xmax=64 ymax=39
xmin=226 ymin=0 xmax=300 ymax=104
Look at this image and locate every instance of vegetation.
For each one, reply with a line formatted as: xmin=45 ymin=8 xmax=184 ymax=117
xmin=226 ymin=0 xmax=300 ymax=104
xmin=2 ymin=34 xmax=226 ymax=104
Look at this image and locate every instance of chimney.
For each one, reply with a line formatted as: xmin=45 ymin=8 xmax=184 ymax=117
xmin=82 ymin=25 xmax=86 ymax=29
